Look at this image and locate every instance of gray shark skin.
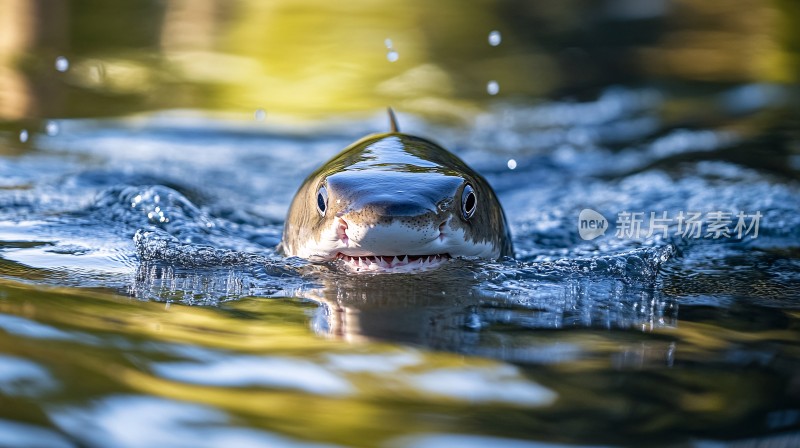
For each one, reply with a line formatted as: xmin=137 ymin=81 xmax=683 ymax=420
xmin=279 ymin=126 xmax=513 ymax=272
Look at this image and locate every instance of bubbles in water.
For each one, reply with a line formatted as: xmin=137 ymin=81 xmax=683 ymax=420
xmin=254 ymin=108 xmax=266 ymax=121
xmin=507 ymin=159 xmax=517 ymax=170
xmin=55 ymin=56 xmax=69 ymax=72
xmin=487 ymin=80 xmax=499 ymax=95
xmin=488 ymin=30 xmax=502 ymax=46
xmin=385 ymin=38 xmax=399 ymax=62
xmin=45 ymin=121 xmax=59 ymax=136
xmin=147 ymin=209 xmax=169 ymax=223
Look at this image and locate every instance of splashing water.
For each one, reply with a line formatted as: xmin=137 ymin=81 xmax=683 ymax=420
xmin=54 ymin=56 xmax=69 ymax=72
xmin=1 ymin=86 xmax=799 ymax=447
xmin=487 ymin=80 xmax=499 ymax=95
xmin=45 ymin=121 xmax=59 ymax=136
xmin=488 ymin=30 xmax=502 ymax=46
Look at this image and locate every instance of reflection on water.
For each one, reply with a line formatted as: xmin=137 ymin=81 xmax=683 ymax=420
xmin=0 ymin=81 xmax=798 ymax=445
xmin=1 ymin=0 xmax=798 ymax=123
xmin=0 ymin=279 xmax=571 ymax=446
xmin=1 ymin=1 xmax=800 ymax=447
xmin=50 ymin=395 xmax=342 ymax=448
xmin=307 ymin=251 xmax=676 ymax=353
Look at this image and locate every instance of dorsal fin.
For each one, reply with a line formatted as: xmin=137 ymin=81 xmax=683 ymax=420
xmin=387 ymin=107 xmax=400 ymax=133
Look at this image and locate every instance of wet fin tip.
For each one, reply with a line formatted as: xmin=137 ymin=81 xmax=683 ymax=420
xmin=387 ymin=107 xmax=400 ymax=133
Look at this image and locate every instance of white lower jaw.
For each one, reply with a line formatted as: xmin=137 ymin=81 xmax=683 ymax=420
xmin=294 ymin=219 xmax=499 ymax=265
xmin=336 ymin=254 xmax=451 ymax=273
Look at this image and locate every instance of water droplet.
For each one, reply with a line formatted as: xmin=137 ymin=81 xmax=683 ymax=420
xmin=45 ymin=120 xmax=59 ymax=136
xmin=19 ymin=129 xmax=29 ymax=143
xmin=55 ymin=56 xmax=69 ymax=72
xmin=387 ymin=50 xmax=399 ymax=62
xmin=384 ymin=38 xmax=393 ymax=49
xmin=488 ymin=30 xmax=502 ymax=46
xmin=507 ymin=159 xmax=517 ymax=170
xmin=487 ymin=80 xmax=499 ymax=95
xmin=254 ymin=108 xmax=266 ymax=121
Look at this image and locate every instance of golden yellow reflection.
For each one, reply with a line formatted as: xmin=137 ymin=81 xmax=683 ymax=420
xmin=155 ymin=0 xmax=506 ymax=117
xmin=0 ymin=0 xmax=797 ymax=122
xmin=0 ymin=277 xmax=562 ymax=444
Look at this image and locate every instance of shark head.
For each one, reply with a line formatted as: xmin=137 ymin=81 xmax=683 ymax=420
xmin=279 ymin=127 xmax=513 ymax=272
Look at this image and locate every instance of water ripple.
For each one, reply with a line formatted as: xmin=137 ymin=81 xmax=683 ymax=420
xmin=49 ymin=395 xmax=338 ymax=448
xmin=152 ymin=356 xmax=354 ymax=396
xmin=0 ymin=354 xmax=57 ymax=397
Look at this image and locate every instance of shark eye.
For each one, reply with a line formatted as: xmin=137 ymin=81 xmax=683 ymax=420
xmin=316 ymin=186 xmax=328 ymax=216
xmin=461 ymin=184 xmax=476 ymax=220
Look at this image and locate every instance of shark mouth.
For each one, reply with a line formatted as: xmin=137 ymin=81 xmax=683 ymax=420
xmin=335 ymin=253 xmax=452 ymax=272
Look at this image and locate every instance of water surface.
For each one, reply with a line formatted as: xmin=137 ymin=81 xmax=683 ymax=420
xmin=2 ymin=1 xmax=800 ymax=447
xmin=2 ymin=85 xmax=800 ymax=447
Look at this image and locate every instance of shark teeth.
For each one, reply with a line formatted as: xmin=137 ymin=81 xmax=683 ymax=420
xmin=336 ymin=253 xmax=451 ymax=272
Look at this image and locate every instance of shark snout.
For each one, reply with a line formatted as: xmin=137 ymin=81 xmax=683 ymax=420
xmin=336 ymin=210 xmax=447 ymax=257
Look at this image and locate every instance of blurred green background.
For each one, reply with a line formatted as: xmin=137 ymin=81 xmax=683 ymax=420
xmin=0 ymin=0 xmax=797 ymax=122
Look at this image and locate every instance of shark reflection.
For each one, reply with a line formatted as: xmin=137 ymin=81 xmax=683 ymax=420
xmin=132 ymin=252 xmax=678 ymax=366
xmin=304 ymin=259 xmax=678 ymax=363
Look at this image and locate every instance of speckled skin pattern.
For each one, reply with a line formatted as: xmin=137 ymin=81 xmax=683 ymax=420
xmin=278 ymin=132 xmax=514 ymax=261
